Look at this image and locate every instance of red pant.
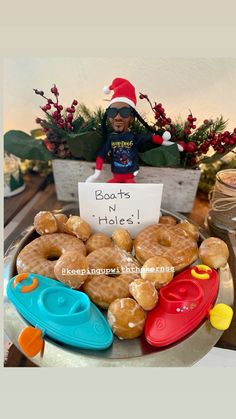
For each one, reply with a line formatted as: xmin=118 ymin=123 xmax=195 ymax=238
xmin=107 ymin=173 xmax=135 ymax=183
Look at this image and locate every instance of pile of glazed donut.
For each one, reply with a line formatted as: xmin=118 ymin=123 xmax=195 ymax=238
xmin=16 ymin=211 xmax=229 ymax=341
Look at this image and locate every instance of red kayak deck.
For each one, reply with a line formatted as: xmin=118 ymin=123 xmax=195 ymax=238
xmin=145 ymin=265 xmax=219 ymax=347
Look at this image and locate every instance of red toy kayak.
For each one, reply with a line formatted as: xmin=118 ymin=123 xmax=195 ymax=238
xmin=145 ymin=265 xmax=219 ymax=347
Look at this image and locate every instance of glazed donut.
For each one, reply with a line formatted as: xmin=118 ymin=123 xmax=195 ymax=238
xmin=86 ymin=232 xmax=113 ymax=254
xmin=141 ymin=256 xmax=174 ymax=288
xmin=199 ymin=237 xmax=229 ymax=268
xmin=134 ymin=224 xmax=198 ymax=271
xmin=175 ymin=219 xmax=199 ymax=241
xmin=107 ymin=298 xmax=146 ymax=340
xmin=83 ymin=246 xmax=140 ymax=308
xmin=34 ymin=211 xmax=58 ymax=235
xmin=54 ymin=251 xmax=89 ymax=289
xmin=66 ymin=216 xmax=92 ymax=241
xmin=16 ymin=233 xmax=86 ymax=279
xmin=159 ymin=215 xmax=177 ymax=226
xmin=54 ymin=213 xmax=68 ymax=233
xmin=129 ymin=278 xmax=158 ymax=310
xmin=112 ymin=228 xmax=133 ymax=252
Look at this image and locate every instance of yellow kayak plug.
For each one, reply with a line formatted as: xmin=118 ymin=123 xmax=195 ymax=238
xmin=209 ymin=304 xmax=233 ymax=331
xmin=191 ymin=264 xmax=212 ymax=280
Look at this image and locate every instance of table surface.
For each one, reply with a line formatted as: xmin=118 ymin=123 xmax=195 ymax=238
xmin=4 ymin=173 xmax=48 ymax=227
xmin=3 ymin=176 xmax=236 ymax=367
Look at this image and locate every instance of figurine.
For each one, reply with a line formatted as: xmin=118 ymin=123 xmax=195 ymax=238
xmin=86 ymin=77 xmax=184 ymax=183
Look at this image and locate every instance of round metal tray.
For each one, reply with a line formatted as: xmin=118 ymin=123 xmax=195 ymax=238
xmin=4 ymin=206 xmax=234 ymax=367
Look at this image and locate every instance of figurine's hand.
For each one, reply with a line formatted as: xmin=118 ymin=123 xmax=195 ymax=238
xmin=133 ymin=170 xmax=139 ymax=177
xmin=162 ymin=130 xmax=172 ymax=147
xmin=162 ymin=131 xmax=171 ymax=141
xmin=85 ymin=169 xmax=101 ymax=183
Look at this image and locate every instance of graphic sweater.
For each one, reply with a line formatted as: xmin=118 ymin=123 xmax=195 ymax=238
xmin=96 ymin=131 xmax=163 ymax=174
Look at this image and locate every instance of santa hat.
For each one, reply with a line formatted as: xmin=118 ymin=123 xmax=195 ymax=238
xmin=103 ymin=77 xmax=137 ymax=108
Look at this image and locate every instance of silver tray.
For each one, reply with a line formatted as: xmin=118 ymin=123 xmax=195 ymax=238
xmin=4 ymin=206 xmax=234 ymax=367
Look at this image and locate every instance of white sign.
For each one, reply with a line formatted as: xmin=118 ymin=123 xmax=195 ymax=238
xmin=78 ymin=183 xmax=163 ymax=237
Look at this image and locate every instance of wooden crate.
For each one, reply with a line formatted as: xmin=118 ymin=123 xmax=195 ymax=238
xmin=52 ymin=160 xmax=201 ymax=213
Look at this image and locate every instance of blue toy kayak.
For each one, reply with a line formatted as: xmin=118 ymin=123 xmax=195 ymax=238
xmin=7 ymin=273 xmax=113 ymax=353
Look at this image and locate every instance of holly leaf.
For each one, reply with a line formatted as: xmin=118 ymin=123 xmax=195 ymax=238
xmin=66 ymin=131 xmax=104 ymax=161
xmin=139 ymin=144 xmax=181 ymax=167
xmin=4 ymin=130 xmax=54 ymax=161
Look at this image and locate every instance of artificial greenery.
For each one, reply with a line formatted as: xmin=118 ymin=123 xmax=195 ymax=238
xmin=198 ymin=157 xmax=236 ymax=193
xmin=4 ymin=86 xmax=236 ymax=169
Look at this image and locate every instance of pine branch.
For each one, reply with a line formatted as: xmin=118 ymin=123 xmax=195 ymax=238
xmin=78 ymin=103 xmax=93 ymax=121
xmin=210 ymin=115 xmax=228 ymax=133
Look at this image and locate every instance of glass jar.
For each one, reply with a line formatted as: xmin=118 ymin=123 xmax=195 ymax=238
xmin=208 ymin=169 xmax=236 ymax=232
xmin=207 ymin=169 xmax=236 ymax=280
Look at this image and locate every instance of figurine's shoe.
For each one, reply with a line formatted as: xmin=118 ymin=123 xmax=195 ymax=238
xmin=145 ymin=265 xmax=219 ymax=347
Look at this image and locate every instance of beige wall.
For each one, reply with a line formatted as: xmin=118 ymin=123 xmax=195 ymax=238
xmin=3 ymin=57 xmax=236 ymax=133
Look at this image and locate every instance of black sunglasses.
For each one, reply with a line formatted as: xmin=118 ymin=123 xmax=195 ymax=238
xmin=107 ymin=107 xmax=133 ymax=118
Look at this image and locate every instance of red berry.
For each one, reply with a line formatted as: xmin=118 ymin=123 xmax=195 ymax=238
xmin=189 ymin=157 xmax=197 ymax=165
xmin=35 ymin=117 xmax=42 ymax=123
xmin=66 ymin=107 xmax=74 ymax=113
xmin=204 ymin=119 xmax=209 ymax=124
xmin=66 ymin=114 xmax=73 ymax=121
xmin=186 ymin=142 xmax=197 ymax=153
xmin=234 ymin=128 xmax=236 ymax=133
xmin=192 ymin=125 xmax=196 ymax=129
xmin=192 ymin=117 xmax=197 ymax=122
xmin=73 ymin=100 xmax=78 ymax=106
xmin=184 ymin=129 xmax=191 ymax=135
xmin=166 ymin=118 xmax=172 ymax=123
xmin=52 ymin=111 xmax=59 ymax=118
xmin=139 ymin=93 xmax=148 ymax=99
xmin=48 ymin=99 xmax=53 ymax=104
xmin=51 ymin=85 xmax=59 ymax=95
